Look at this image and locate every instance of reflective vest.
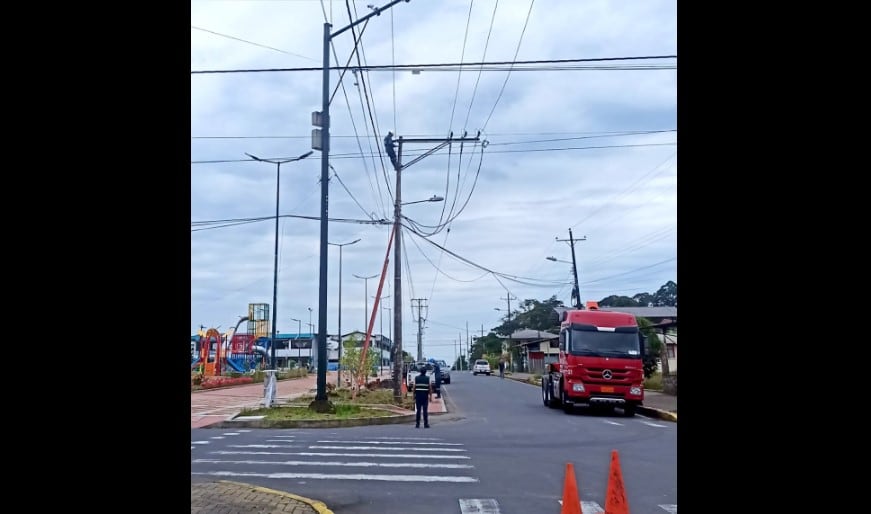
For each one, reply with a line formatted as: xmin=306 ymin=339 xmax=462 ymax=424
xmin=414 ymin=374 xmax=431 ymax=393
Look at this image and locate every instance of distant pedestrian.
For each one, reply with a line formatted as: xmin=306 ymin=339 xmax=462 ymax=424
xmin=433 ymin=361 xmax=442 ymax=398
xmin=498 ymin=355 xmax=506 ymax=379
xmin=413 ymin=365 xmax=432 ymax=428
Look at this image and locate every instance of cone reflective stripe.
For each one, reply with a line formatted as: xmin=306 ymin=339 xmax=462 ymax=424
xmin=604 ymin=450 xmax=629 ymax=514
xmin=560 ymin=462 xmax=582 ymax=514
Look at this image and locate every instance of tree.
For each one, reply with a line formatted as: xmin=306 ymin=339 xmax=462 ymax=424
xmin=598 ymin=295 xmax=639 ymax=307
xmin=637 ymin=317 xmax=663 ymax=379
xmin=340 ymin=336 xmax=380 ymax=399
xmin=652 ymin=281 xmax=677 ymax=306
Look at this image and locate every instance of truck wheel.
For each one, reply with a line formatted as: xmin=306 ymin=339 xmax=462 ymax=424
xmin=542 ymin=381 xmax=551 ymax=407
xmin=623 ymin=404 xmax=637 ymax=417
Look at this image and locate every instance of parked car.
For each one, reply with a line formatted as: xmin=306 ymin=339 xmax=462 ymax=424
xmin=406 ymin=361 xmax=439 ymax=393
xmin=435 ymin=360 xmax=451 ymax=384
xmin=473 ymin=359 xmax=491 ymax=376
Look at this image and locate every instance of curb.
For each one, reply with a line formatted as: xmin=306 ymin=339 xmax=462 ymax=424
xmin=218 ymin=480 xmax=334 ymax=514
xmin=638 ymin=406 xmax=677 ymax=422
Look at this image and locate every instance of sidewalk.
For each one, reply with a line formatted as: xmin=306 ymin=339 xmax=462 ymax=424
xmin=191 ymin=480 xmax=332 ymax=514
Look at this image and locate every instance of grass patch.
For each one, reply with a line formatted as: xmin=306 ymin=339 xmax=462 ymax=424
xmin=644 ymin=372 xmax=663 ymax=390
xmin=238 ymin=404 xmax=395 ymax=420
xmin=287 ymin=387 xmax=416 ymax=411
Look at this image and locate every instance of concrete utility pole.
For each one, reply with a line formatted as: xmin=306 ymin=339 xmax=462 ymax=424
xmin=500 ymin=292 xmax=517 ymax=370
xmin=412 ymin=298 xmax=427 ymax=361
xmin=555 ymin=229 xmax=587 ymax=309
xmin=385 ymin=131 xmax=480 ymax=402
xmin=312 ymin=0 xmax=410 ymax=412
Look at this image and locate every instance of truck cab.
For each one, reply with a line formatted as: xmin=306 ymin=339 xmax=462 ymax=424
xmin=541 ymin=301 xmax=646 ymax=416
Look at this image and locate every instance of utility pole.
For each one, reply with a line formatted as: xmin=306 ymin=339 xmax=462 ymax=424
xmin=412 ymin=298 xmax=427 ymax=361
xmin=556 ymin=228 xmax=587 ymax=309
xmin=312 ymin=0 xmax=410 ymax=411
xmin=385 ymin=131 xmax=480 ymax=401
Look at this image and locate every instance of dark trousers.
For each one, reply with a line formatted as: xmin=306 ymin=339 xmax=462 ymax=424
xmin=435 ymin=379 xmax=442 ymax=397
xmin=415 ymin=392 xmax=429 ymax=427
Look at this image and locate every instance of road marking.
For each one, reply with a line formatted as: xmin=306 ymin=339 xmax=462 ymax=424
xmin=192 ymin=441 xmax=211 ymax=445
xmin=222 ymin=432 xmax=241 ymax=436
xmin=557 ymin=500 xmax=603 ymax=514
xmin=269 ymin=435 xmax=295 ymax=438
xmin=193 ymin=458 xmax=473 ymax=469
xmin=603 ymin=420 xmax=624 ymax=426
xmin=236 ymin=429 xmax=252 ymax=432
xmin=211 ymin=451 xmax=469 ymax=459
xmin=210 ymin=436 xmax=225 ymax=439
xmin=309 ymin=445 xmax=466 ymax=452
xmin=658 ymin=505 xmax=677 ymax=512
xmin=191 ymin=446 xmax=195 ymax=450
xmin=642 ymin=421 xmax=668 ymax=428
xmin=370 ymin=436 xmax=441 ymax=441
xmin=459 ymin=498 xmax=500 ymax=513
xmin=228 ymin=444 xmax=301 ymax=448
xmin=318 ymin=440 xmax=463 ymax=446
xmin=191 ymin=470 xmax=478 ymax=483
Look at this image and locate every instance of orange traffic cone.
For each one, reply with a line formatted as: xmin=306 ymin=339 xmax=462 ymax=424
xmin=401 ymin=379 xmax=407 ymax=395
xmin=604 ymin=450 xmax=629 ymax=514
xmin=560 ymin=462 xmax=582 ymax=514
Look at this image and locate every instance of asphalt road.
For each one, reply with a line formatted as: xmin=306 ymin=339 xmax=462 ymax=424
xmin=191 ymin=371 xmax=676 ymax=514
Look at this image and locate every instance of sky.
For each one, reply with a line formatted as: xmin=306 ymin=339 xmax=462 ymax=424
xmin=190 ymin=0 xmax=677 ymax=366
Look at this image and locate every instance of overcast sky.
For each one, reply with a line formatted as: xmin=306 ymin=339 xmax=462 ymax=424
xmin=190 ymin=0 xmax=676 ymax=365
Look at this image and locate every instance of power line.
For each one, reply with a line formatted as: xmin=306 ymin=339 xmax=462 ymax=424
xmin=191 ymin=141 xmax=675 ymax=164
xmin=190 ymin=25 xmax=318 ymax=62
xmin=191 ymin=129 xmax=676 ymax=140
xmin=190 ymin=55 xmax=677 ymax=74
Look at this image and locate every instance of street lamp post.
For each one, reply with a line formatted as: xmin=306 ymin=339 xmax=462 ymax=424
xmin=245 ymin=150 xmax=313 ymax=369
xmin=291 ymin=318 xmax=301 ymax=368
xmin=353 ymin=273 xmax=379 ymax=335
xmin=547 ymin=254 xmax=582 ymax=310
xmin=329 ymin=238 xmax=361 ymax=386
xmin=312 ymin=0 xmax=410 ymax=411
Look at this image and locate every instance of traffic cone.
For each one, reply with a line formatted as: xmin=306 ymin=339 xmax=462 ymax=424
xmin=401 ymin=379 xmax=407 ymax=395
xmin=604 ymin=450 xmax=629 ymax=514
xmin=560 ymin=462 xmax=582 ymax=514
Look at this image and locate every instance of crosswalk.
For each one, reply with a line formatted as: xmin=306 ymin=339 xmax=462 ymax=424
xmin=191 ymin=431 xmax=675 ymax=512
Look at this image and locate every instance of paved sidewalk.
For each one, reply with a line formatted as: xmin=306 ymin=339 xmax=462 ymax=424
xmin=191 ymin=480 xmax=332 ymax=514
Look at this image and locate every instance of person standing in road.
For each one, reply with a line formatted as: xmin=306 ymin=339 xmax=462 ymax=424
xmin=498 ymin=355 xmax=506 ymax=379
xmin=414 ymin=365 xmax=432 ymax=428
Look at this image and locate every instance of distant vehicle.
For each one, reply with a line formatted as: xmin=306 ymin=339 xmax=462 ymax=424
xmin=406 ymin=361 xmax=439 ymax=394
xmin=435 ymin=360 xmax=451 ymax=384
xmin=473 ymin=359 xmax=491 ymax=376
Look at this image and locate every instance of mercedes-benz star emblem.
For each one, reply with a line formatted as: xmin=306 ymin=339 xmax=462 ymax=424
xmin=602 ymin=369 xmax=613 ymax=380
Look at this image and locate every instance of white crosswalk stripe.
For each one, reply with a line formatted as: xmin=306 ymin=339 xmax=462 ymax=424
xmin=459 ymin=498 xmax=500 ymax=513
xmin=192 ymin=435 xmax=478 ymax=484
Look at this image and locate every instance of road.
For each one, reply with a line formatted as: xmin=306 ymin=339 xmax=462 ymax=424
xmin=191 ymin=370 xmax=677 ymax=513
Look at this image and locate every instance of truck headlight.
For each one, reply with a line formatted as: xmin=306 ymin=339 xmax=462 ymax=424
xmin=629 ymin=386 xmax=642 ymax=395
xmin=572 ymin=383 xmax=585 ymax=392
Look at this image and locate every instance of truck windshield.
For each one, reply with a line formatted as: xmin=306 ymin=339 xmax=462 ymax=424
xmin=568 ymin=325 xmax=640 ymax=359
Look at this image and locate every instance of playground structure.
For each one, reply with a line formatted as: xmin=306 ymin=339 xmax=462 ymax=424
xmin=191 ymin=303 xmax=273 ymax=376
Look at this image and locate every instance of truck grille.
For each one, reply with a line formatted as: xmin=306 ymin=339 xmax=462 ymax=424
xmin=584 ymin=367 xmax=633 ymax=384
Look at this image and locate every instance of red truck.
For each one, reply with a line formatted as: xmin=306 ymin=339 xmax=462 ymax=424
xmin=541 ymin=301 xmax=646 ymax=417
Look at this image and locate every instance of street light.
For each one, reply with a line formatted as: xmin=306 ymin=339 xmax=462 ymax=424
xmin=353 ymin=272 xmax=379 ymax=334
xmin=313 ymin=0 xmax=411 ymax=411
xmin=400 ymin=195 xmax=444 ymax=206
xmin=329 ymin=238 xmax=361 ymax=386
xmin=246 ymin=150 xmax=313 ymax=370
xmin=290 ymin=317 xmax=302 ymax=368
xmin=546 ymin=253 xmax=581 ymax=310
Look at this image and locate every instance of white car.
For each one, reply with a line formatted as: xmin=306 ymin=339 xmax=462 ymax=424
xmin=472 ymin=359 xmax=491 ymax=376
